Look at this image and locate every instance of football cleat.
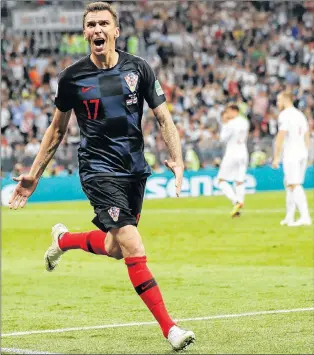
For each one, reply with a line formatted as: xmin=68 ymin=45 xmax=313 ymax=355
xmin=231 ymin=202 xmax=244 ymax=218
xmin=280 ymin=218 xmax=293 ymax=226
xmin=288 ymin=218 xmax=312 ymax=227
xmin=167 ymin=325 xmax=195 ymax=351
xmin=44 ymin=223 xmax=68 ymax=272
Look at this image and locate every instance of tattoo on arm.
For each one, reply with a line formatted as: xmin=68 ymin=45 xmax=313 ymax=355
xmin=153 ymin=103 xmax=183 ymax=164
xmin=37 ymin=138 xmax=62 ymax=176
xmin=29 ymin=110 xmax=71 ymax=179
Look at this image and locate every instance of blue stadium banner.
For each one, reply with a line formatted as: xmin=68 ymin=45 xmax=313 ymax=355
xmin=1 ymin=166 xmax=314 ymax=205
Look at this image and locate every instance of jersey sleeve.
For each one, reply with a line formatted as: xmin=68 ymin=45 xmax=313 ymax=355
xmin=139 ymin=60 xmax=166 ymax=109
xmin=54 ymin=71 xmax=74 ymax=112
xmin=220 ymin=122 xmax=232 ymax=142
xmin=278 ymin=112 xmax=289 ymax=131
xmin=245 ymin=119 xmax=250 ymax=132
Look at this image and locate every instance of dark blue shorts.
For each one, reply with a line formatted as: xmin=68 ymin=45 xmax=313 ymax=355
xmin=81 ymin=177 xmax=146 ymax=232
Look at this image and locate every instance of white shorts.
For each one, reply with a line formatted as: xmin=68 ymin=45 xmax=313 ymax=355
xmin=283 ymin=157 xmax=307 ymax=185
xmin=218 ymin=155 xmax=248 ymax=182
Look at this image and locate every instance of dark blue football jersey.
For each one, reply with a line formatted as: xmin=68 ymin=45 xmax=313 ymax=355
xmin=54 ymin=50 xmax=166 ymax=181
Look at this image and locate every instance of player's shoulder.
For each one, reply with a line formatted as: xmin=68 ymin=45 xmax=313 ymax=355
xmin=119 ymin=50 xmax=152 ymax=71
xmin=58 ymin=55 xmax=91 ymax=81
xmin=294 ymin=107 xmax=307 ymax=120
xmin=240 ymin=115 xmax=249 ymax=124
xmin=278 ymin=108 xmax=289 ymax=120
xmin=119 ymin=49 xmax=148 ymax=65
xmin=235 ymin=115 xmax=249 ymax=127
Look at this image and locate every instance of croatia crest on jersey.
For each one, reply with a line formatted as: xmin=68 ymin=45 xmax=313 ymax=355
xmin=108 ymin=207 xmax=120 ymax=222
xmin=124 ymin=73 xmax=139 ymax=93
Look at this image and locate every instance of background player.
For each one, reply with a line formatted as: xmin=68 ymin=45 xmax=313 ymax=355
xmin=272 ymin=91 xmax=312 ymax=226
xmin=217 ymin=105 xmax=249 ymax=217
xmin=8 ymin=1 xmax=195 ymax=351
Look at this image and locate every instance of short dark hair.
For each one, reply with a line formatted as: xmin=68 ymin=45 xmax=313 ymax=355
xmin=83 ymin=1 xmax=119 ymax=28
xmin=226 ymin=104 xmax=240 ymax=112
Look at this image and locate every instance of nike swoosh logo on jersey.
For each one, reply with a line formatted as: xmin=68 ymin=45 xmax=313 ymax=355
xmin=82 ymin=86 xmax=95 ymax=92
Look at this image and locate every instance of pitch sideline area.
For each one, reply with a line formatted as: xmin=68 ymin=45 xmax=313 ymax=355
xmin=2 ymin=307 xmax=314 ymax=354
xmin=2 ymin=191 xmax=313 ymax=354
xmin=2 ymin=307 xmax=314 ymax=337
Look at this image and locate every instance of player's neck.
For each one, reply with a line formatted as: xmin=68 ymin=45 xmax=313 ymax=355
xmin=284 ymin=104 xmax=294 ymax=110
xmin=90 ymin=50 xmax=119 ymax=69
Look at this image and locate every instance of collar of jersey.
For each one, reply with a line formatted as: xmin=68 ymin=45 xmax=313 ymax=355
xmin=88 ymin=49 xmax=122 ymax=71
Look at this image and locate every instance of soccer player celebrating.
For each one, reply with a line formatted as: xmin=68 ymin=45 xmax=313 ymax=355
xmin=217 ymin=105 xmax=249 ymax=217
xmin=272 ymin=91 xmax=312 ymax=226
xmin=8 ymin=2 xmax=195 ymax=350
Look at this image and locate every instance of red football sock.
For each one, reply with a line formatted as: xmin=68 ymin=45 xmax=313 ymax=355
xmin=58 ymin=230 xmax=108 ymax=256
xmin=125 ymin=256 xmax=176 ymax=337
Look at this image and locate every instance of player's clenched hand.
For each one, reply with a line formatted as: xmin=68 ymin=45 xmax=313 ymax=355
xmin=164 ymin=160 xmax=184 ymax=197
xmin=9 ymin=175 xmax=39 ymax=210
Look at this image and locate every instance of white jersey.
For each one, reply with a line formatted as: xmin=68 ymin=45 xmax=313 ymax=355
xmin=278 ymin=107 xmax=309 ymax=159
xmin=220 ymin=115 xmax=249 ymax=158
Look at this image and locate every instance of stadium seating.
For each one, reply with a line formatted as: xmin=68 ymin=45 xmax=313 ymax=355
xmin=1 ymin=0 xmax=313 ymax=176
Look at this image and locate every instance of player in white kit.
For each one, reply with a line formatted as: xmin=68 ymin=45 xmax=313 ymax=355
xmin=272 ymin=91 xmax=312 ymax=226
xmin=217 ymin=105 xmax=249 ymax=217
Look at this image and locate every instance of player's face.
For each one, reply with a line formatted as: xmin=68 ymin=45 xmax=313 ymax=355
xmin=84 ymin=10 xmax=120 ymax=56
xmin=221 ymin=112 xmax=228 ymax=122
xmin=225 ymin=109 xmax=235 ymax=119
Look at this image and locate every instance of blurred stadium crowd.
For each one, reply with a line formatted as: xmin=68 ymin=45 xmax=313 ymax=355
xmin=1 ymin=0 xmax=314 ymax=177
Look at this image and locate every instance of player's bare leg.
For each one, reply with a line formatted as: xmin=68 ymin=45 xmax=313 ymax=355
xmin=44 ymin=224 xmax=123 ymax=271
xmin=113 ymin=224 xmax=195 ymax=350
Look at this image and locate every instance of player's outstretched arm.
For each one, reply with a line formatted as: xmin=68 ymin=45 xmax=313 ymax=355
xmin=153 ymin=102 xmax=184 ymax=197
xmin=272 ymin=130 xmax=286 ymax=169
xmin=9 ymin=108 xmax=72 ymax=209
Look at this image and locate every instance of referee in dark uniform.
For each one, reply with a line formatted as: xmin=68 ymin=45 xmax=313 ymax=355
xmin=9 ymin=2 xmax=195 ymax=351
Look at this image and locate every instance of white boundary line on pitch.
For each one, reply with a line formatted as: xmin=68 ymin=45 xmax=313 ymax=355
xmin=3 ymin=208 xmax=304 ymax=215
xmin=0 ymin=348 xmax=61 ymax=354
xmin=2 ymin=307 xmax=313 ymax=338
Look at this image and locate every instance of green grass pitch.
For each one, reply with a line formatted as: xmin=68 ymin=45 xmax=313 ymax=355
xmin=2 ymin=191 xmax=314 ymax=354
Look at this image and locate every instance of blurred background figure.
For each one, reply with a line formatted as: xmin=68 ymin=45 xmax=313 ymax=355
xmin=250 ymin=146 xmax=267 ymax=168
xmin=10 ymin=162 xmax=25 ymax=178
xmin=1 ymin=0 xmax=313 ymax=176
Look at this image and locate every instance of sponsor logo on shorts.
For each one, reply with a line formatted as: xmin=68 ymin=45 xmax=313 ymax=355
xmin=108 ymin=207 xmax=120 ymax=222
